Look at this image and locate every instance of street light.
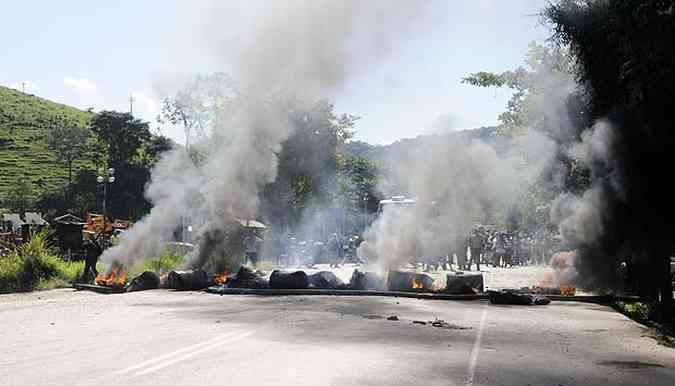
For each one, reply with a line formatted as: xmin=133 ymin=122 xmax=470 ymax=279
xmin=97 ymin=167 xmax=116 ymax=219
xmin=363 ymin=195 xmax=369 ymax=230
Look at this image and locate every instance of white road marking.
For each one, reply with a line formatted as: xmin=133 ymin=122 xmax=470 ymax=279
xmin=115 ymin=331 xmax=243 ymax=375
xmin=134 ymin=330 xmax=255 ymax=376
xmin=467 ymin=304 xmax=488 ymax=385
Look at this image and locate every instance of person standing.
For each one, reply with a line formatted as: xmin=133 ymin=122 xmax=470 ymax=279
xmin=469 ymin=229 xmax=483 ymax=271
xmin=82 ymin=235 xmax=103 ymax=283
xmin=244 ymin=231 xmax=261 ymax=267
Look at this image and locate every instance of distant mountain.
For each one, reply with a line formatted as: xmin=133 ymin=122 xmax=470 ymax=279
xmin=342 ymin=125 xmax=511 ymax=163
xmin=0 ymin=85 xmax=94 ymax=196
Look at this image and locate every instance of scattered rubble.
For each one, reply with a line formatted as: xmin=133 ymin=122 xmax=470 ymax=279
xmin=430 ymin=319 xmax=471 ymax=330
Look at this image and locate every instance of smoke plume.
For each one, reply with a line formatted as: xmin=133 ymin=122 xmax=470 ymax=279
xmin=101 ymin=1 xmax=436 ymax=268
xmin=358 ymin=131 xmax=553 ymax=272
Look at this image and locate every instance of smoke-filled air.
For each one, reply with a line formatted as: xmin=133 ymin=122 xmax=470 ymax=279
xmin=101 ymin=0 xmax=437 ymax=269
xmin=5 ymin=2 xmax=675 ymax=381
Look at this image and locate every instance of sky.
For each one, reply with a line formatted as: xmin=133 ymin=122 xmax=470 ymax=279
xmin=0 ymin=0 xmax=550 ymax=145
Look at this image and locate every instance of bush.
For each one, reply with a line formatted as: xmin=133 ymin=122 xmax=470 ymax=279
xmin=129 ymin=247 xmax=186 ymax=277
xmin=0 ymin=229 xmax=84 ymax=293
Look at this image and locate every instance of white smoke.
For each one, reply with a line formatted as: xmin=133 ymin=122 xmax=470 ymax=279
xmin=102 ymin=1 xmax=437 ymax=267
xmin=358 ymin=132 xmax=551 ymax=271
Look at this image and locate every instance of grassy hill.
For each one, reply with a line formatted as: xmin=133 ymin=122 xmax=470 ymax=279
xmin=0 ymin=85 xmax=94 ymax=197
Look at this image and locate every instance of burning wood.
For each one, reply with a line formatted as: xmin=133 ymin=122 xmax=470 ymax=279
xmin=95 ymin=263 xmax=127 ymax=288
xmin=213 ymin=269 xmax=229 ymax=285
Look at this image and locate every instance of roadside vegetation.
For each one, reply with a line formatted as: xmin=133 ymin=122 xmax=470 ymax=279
xmin=0 ymin=230 xmax=84 ymax=293
xmin=128 ymin=247 xmax=186 ymax=277
xmin=614 ymin=301 xmax=675 ymax=348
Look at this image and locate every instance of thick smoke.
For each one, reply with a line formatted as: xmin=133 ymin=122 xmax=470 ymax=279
xmin=101 ymin=1 xmax=435 ymax=268
xmin=358 ymin=132 xmax=552 ymax=272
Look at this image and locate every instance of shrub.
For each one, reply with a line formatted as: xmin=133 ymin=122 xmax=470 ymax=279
xmin=0 ymin=228 xmax=84 ymax=293
xmin=129 ymin=247 xmax=186 ymax=277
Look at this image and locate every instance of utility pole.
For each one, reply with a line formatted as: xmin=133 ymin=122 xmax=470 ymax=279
xmin=129 ymin=93 xmax=135 ymax=116
xmin=21 ymin=82 xmax=26 ymax=94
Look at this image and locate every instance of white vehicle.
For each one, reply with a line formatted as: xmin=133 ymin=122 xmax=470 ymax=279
xmin=377 ymin=195 xmax=416 ymax=214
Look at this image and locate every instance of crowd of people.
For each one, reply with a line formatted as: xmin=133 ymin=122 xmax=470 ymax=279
xmin=445 ymin=226 xmax=563 ymax=272
xmin=266 ymin=233 xmax=364 ymax=268
xmin=261 ymin=225 xmax=562 ymax=272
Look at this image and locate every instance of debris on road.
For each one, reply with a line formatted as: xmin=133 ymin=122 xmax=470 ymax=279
xmin=226 ymin=266 xmax=269 ymax=289
xmin=308 ymin=271 xmax=345 ymax=289
xmin=126 ymin=271 xmax=160 ymax=292
xmin=444 ymin=272 xmax=484 ymax=294
xmin=349 ymin=270 xmax=385 ymax=290
xmin=488 ymin=289 xmax=551 ymax=305
xmin=430 ymin=318 xmax=471 ymax=330
xmin=387 ymin=270 xmax=434 ymax=292
xmin=166 ymin=270 xmax=210 ymax=290
xmin=269 ymin=270 xmax=309 ymax=289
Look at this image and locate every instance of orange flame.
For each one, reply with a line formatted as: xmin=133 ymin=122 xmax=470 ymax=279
xmin=560 ymin=286 xmax=577 ymax=296
xmin=95 ymin=266 xmax=127 ymax=287
xmin=214 ymin=269 xmax=229 ymax=285
xmin=411 ymin=277 xmax=423 ymax=289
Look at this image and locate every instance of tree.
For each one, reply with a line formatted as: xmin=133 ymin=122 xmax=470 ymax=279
xmin=463 ymin=42 xmax=592 ymax=233
xmin=545 ymin=0 xmax=675 ymax=318
xmin=3 ymin=177 xmax=35 ymax=214
xmin=160 ymin=73 xmax=236 ymax=150
xmin=336 ymin=156 xmax=381 ymax=234
xmin=90 ymin=111 xmax=151 ymax=166
xmin=462 ymin=41 xmax=580 ymax=139
xmin=259 ymin=100 xmax=357 ymax=234
xmin=47 ymin=123 xmax=90 ymax=191
xmin=89 ymin=111 xmax=153 ymax=220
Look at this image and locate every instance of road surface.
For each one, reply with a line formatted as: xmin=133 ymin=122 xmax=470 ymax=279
xmin=1 ymin=288 xmax=673 ymax=386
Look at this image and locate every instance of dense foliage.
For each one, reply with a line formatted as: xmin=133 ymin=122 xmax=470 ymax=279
xmin=545 ymin=0 xmax=674 ymax=316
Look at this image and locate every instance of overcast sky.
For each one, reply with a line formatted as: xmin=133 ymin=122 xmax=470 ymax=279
xmin=0 ymin=0 xmax=549 ymax=145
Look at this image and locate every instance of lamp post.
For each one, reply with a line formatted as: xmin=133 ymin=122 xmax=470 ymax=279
xmin=362 ymin=195 xmax=369 ymax=231
xmin=97 ymin=167 xmax=116 ymax=220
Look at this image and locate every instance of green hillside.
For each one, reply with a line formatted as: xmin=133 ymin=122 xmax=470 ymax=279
xmin=0 ymin=85 xmax=94 ymax=196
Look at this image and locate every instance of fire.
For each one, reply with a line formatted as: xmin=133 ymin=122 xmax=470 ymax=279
xmin=214 ymin=269 xmax=229 ymax=285
xmin=95 ymin=266 xmax=128 ymax=287
xmin=411 ymin=277 xmax=423 ymax=289
xmin=534 ymin=251 xmax=578 ymax=296
xmin=560 ymin=285 xmax=577 ymax=296
xmin=536 ymin=271 xmax=555 ymax=288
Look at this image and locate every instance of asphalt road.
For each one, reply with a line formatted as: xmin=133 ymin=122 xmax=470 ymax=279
xmin=1 ymin=289 xmax=673 ymax=386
